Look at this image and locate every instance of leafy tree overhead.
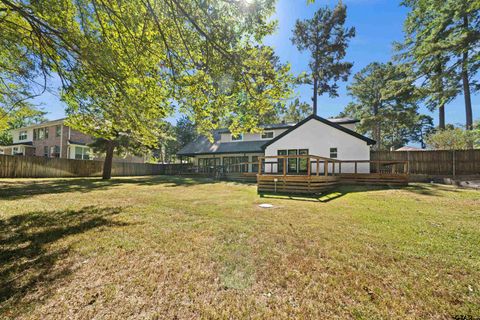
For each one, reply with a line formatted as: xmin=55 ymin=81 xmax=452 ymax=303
xmin=1 ymin=0 xmax=294 ymax=179
xmin=341 ymin=62 xmax=433 ymax=150
xmin=291 ymin=1 xmax=355 ymax=115
xmin=401 ymin=0 xmax=480 ymax=130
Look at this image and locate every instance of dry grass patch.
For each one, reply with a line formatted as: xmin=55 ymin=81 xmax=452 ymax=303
xmin=0 ymin=176 xmax=479 ymax=319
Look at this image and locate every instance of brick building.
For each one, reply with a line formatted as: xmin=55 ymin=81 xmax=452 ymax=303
xmin=0 ymin=119 xmax=145 ymax=163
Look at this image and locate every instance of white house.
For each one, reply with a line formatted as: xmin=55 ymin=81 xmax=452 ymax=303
xmin=177 ymin=114 xmax=375 ymax=174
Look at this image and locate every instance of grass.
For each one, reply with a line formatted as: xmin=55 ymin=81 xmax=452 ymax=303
xmin=0 ymin=176 xmax=479 ymax=319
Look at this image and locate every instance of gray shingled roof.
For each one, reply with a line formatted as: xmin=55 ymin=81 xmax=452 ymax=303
xmin=177 ymin=131 xmax=266 ymax=156
xmin=328 ymin=117 xmax=359 ymax=124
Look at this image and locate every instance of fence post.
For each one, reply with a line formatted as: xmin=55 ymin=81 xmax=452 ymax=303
xmin=452 ymin=150 xmax=456 ymax=176
xmin=407 ymin=151 xmax=410 ymax=174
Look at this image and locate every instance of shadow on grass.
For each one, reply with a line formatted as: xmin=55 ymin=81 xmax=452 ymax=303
xmin=0 ymin=206 xmax=127 ymax=312
xmin=0 ymin=175 xmax=219 ymax=200
xmin=258 ymin=183 xmax=461 ymax=202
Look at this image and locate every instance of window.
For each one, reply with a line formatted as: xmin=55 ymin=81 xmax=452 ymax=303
xmin=75 ymin=146 xmax=90 ymax=160
xmin=44 ymin=146 xmax=49 ymax=157
xmin=34 ymin=128 xmax=45 ymax=140
xmin=299 ymin=149 xmax=309 ymax=173
xmin=251 ymin=156 xmax=259 ymax=173
xmin=277 ymin=149 xmax=309 ymax=174
xmin=18 ymin=131 xmax=27 ymax=141
xmin=261 ymin=131 xmax=274 ymax=139
xmin=56 ymin=125 xmax=61 ymax=137
xmin=287 ymin=149 xmax=298 ymax=173
xmin=231 ymin=134 xmax=243 ymax=141
xmin=223 ymin=156 xmax=248 ymax=173
xmin=44 ymin=127 xmax=49 ymax=139
xmin=277 ymin=150 xmax=287 ymax=173
xmin=198 ymin=158 xmax=220 ymax=172
xmin=330 ymin=148 xmax=338 ymax=159
xmin=51 ymin=145 xmax=60 ymax=158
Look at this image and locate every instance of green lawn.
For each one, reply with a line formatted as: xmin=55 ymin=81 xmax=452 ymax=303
xmin=1 ymin=176 xmax=479 ymax=319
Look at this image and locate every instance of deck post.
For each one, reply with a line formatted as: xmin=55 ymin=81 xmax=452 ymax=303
xmin=339 ymin=161 xmax=342 ymax=174
xmin=258 ymin=158 xmax=262 ymax=176
xmin=354 ymin=161 xmax=357 ymax=174
xmin=324 ymin=160 xmax=328 ymax=176
xmin=307 ymin=158 xmax=311 ymax=176
xmin=283 ymin=157 xmax=286 ymax=177
xmin=332 ymin=161 xmax=335 ymax=176
xmin=316 ymin=159 xmax=319 ymax=176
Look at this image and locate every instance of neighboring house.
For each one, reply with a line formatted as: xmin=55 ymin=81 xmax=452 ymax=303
xmin=0 ymin=118 xmax=146 ymax=163
xmin=177 ymin=114 xmax=375 ymax=174
xmin=0 ymin=119 xmax=94 ymax=159
xmin=395 ymin=146 xmax=423 ymax=151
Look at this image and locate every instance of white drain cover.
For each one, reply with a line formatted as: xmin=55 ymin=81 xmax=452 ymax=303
xmin=259 ymin=203 xmax=273 ymax=208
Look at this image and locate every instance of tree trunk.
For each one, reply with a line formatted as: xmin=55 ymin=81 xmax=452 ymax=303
xmin=102 ymin=140 xmax=115 ymax=180
xmin=462 ymin=15 xmax=473 ymax=130
xmin=373 ymin=103 xmax=381 ymax=150
xmin=312 ymin=76 xmax=318 ymax=116
xmin=439 ymin=103 xmax=445 ymax=130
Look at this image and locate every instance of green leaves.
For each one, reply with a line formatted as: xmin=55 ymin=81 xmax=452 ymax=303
xmin=291 ymin=1 xmax=355 ymax=112
xmin=400 ymin=0 xmax=480 ymax=128
xmin=426 ymin=126 xmax=480 ymax=150
xmin=1 ymin=0 xmax=295 ymax=149
xmin=343 ymin=62 xmax=433 ymax=150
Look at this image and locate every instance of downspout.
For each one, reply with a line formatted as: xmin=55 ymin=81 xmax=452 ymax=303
xmin=68 ymin=127 xmax=71 ymax=159
xmin=60 ymin=124 xmax=64 ymax=158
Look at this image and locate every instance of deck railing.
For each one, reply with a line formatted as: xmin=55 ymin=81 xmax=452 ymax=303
xmin=258 ymin=155 xmax=341 ymax=177
xmin=257 ymin=155 xmax=409 ymax=177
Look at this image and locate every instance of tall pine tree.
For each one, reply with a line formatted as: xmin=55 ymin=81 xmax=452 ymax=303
xmin=291 ymin=1 xmax=355 ymax=115
xmin=342 ymin=62 xmax=433 ymax=150
xmin=402 ymin=0 xmax=480 ymax=129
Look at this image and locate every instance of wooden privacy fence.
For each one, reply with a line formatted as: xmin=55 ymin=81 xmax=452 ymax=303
xmin=371 ymin=150 xmax=480 ymax=176
xmin=0 ymin=155 xmax=192 ymax=178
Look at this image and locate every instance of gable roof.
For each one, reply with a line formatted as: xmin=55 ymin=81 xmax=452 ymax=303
xmin=261 ymin=114 xmax=376 ymax=149
xmin=177 ymin=115 xmax=374 ymax=156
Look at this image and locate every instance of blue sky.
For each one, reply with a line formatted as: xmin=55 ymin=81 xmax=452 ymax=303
xmin=34 ymin=0 xmax=478 ymax=126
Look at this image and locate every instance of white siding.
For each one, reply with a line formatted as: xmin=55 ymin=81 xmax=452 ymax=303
xmin=11 ymin=129 xmax=34 ymax=144
xmin=220 ymin=128 xmax=289 ymax=143
xmin=264 ymin=118 xmax=371 ymax=173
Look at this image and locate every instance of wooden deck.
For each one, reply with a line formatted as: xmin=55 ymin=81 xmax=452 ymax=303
xmin=339 ymin=173 xmax=409 ymax=186
xmin=257 ymin=175 xmax=340 ymax=194
xmin=256 ymin=155 xmax=409 ymax=195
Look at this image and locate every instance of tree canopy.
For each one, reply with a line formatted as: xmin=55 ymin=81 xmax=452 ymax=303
xmin=1 ymin=0 xmax=294 ymax=178
xmin=401 ymin=0 xmax=480 ymax=129
xmin=341 ymin=62 xmax=433 ymax=150
xmin=291 ymin=1 xmax=355 ymax=115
